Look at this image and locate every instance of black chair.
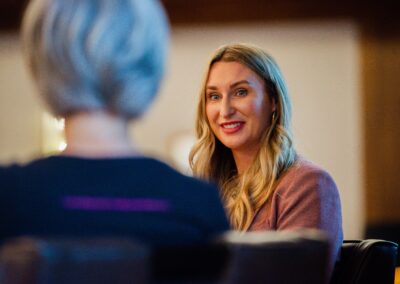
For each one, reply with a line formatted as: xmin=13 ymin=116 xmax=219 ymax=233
xmin=330 ymin=239 xmax=398 ymax=284
xmin=0 ymin=237 xmax=150 ymax=284
xmin=151 ymin=243 xmax=230 ymax=284
xmin=150 ymin=229 xmax=331 ymax=284
xmin=366 ymin=223 xmax=400 ymax=265
xmin=220 ymin=229 xmax=331 ymax=284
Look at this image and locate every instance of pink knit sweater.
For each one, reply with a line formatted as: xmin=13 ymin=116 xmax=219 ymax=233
xmin=249 ymin=157 xmax=343 ymax=270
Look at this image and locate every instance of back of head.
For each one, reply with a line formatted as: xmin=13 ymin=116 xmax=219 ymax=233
xmin=22 ymin=0 xmax=169 ymax=119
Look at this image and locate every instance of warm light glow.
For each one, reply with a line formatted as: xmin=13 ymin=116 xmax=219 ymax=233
xmin=58 ymin=141 xmax=67 ymax=152
xmin=167 ymin=131 xmax=196 ymax=175
xmin=42 ymin=112 xmax=66 ymax=154
xmin=55 ymin=118 xmax=65 ymax=131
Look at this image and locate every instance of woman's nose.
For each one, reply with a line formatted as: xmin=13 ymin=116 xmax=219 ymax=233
xmin=220 ymin=97 xmax=235 ymax=118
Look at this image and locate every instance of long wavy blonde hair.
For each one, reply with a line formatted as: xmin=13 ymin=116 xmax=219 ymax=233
xmin=189 ymin=43 xmax=296 ymax=230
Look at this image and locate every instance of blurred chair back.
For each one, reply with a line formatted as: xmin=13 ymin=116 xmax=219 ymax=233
xmin=366 ymin=223 xmax=400 ymax=266
xmin=0 ymin=232 xmax=334 ymax=284
xmin=0 ymin=237 xmax=149 ymax=284
xmin=330 ymin=239 xmax=398 ymax=284
xmin=220 ymin=230 xmax=330 ymax=284
xmin=151 ymin=243 xmax=230 ymax=284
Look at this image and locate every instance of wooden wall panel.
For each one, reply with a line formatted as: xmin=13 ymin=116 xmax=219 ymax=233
xmin=362 ymin=22 xmax=400 ymax=224
xmin=1 ymin=0 xmax=398 ymax=30
xmin=161 ymin=0 xmax=397 ymax=24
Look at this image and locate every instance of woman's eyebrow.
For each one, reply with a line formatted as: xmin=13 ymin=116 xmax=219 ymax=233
xmin=206 ymin=85 xmax=218 ymax=90
xmin=206 ymin=80 xmax=250 ymax=90
xmin=230 ymin=80 xmax=250 ymax=88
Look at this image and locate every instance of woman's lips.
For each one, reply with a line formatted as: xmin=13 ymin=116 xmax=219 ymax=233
xmin=220 ymin=121 xmax=245 ymax=134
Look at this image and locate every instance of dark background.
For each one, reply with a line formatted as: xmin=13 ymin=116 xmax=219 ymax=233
xmin=1 ymin=0 xmax=398 ymax=30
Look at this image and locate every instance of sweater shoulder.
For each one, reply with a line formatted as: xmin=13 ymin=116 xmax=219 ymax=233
xmin=275 ymin=157 xmax=337 ymax=198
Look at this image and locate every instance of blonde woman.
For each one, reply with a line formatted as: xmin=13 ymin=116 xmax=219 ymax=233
xmin=190 ymin=43 xmax=343 ymax=268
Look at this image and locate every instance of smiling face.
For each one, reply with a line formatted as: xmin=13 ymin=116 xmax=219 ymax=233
xmin=205 ymin=61 xmax=276 ymax=157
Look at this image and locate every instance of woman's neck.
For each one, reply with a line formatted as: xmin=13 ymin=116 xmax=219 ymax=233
xmin=62 ymin=111 xmax=139 ymax=158
xmin=232 ymin=148 xmax=258 ymax=176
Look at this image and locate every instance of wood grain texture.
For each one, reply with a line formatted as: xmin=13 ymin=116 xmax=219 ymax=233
xmin=361 ymin=21 xmax=400 ymax=224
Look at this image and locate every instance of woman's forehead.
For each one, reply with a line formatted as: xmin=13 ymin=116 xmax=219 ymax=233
xmin=206 ymin=61 xmax=264 ymax=89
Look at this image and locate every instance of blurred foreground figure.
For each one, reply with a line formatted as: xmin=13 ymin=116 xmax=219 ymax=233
xmin=0 ymin=0 xmax=229 ymax=245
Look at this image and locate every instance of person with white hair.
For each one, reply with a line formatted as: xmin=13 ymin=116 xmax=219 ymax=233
xmin=0 ymin=0 xmax=229 ymax=245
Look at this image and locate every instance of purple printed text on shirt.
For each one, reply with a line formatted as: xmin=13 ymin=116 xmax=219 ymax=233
xmin=62 ymin=196 xmax=170 ymax=212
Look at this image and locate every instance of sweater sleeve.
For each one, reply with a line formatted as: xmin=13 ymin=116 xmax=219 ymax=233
xmin=277 ymin=168 xmax=340 ymax=229
xmin=275 ymin=165 xmax=343 ymax=269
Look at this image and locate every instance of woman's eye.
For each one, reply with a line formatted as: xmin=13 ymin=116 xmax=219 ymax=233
xmin=208 ymin=93 xmax=220 ymax=101
xmin=236 ymin=89 xmax=248 ymax=97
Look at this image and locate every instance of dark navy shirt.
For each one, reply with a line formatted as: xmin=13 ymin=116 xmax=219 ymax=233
xmin=0 ymin=156 xmax=229 ymax=245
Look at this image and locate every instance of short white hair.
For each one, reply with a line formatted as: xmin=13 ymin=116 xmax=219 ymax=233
xmin=22 ymin=0 xmax=169 ymax=119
